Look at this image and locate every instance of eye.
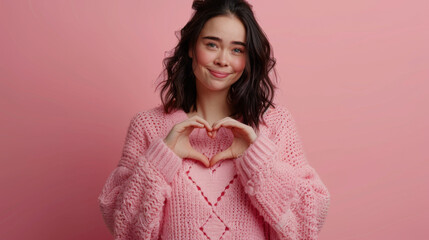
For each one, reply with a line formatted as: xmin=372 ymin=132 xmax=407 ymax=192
xmin=232 ymin=48 xmax=244 ymax=54
xmin=206 ymin=42 xmax=217 ymax=48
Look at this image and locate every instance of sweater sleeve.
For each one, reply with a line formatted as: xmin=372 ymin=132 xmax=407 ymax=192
xmin=98 ymin=113 xmax=182 ymax=240
xmin=234 ymin=107 xmax=330 ymax=240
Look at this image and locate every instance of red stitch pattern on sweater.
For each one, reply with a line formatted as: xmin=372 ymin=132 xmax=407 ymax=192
xmin=186 ymin=164 xmax=236 ymax=239
xmin=199 ymin=210 xmax=230 ymax=240
xmin=214 ymin=175 xmax=237 ymax=206
xmin=186 ymin=167 xmax=213 ymax=206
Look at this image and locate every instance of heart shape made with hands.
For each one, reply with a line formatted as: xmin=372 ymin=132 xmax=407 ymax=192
xmin=189 ymin=126 xmax=232 ymax=160
xmin=187 ymin=124 xmax=254 ymax=167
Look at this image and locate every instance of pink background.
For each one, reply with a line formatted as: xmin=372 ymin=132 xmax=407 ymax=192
xmin=1 ymin=0 xmax=428 ymax=239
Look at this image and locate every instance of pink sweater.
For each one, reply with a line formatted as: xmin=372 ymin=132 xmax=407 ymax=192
xmin=98 ymin=105 xmax=330 ymax=239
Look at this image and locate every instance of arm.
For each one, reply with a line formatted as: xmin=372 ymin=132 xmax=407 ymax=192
xmin=234 ymin=107 xmax=330 ymax=239
xmin=98 ymin=113 xmax=182 ymax=240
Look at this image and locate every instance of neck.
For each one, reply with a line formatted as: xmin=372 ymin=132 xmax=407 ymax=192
xmin=188 ymin=88 xmax=233 ymax=126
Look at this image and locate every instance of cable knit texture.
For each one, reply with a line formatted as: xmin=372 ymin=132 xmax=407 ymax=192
xmin=98 ymin=104 xmax=330 ymax=239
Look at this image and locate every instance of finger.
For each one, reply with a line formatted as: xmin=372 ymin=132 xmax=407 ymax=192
xmin=188 ymin=149 xmax=210 ymax=168
xmin=165 ymin=122 xmax=202 ymax=145
xmin=210 ymin=148 xmax=233 ymax=167
xmin=216 ymin=121 xmax=254 ymax=138
xmin=191 ymin=117 xmax=216 ymax=138
xmin=176 ymin=121 xmax=204 ymax=133
xmin=212 ymin=117 xmax=230 ymax=131
xmin=192 ymin=116 xmax=213 ymax=131
xmin=189 ymin=119 xmax=214 ymax=138
xmin=215 ymin=120 xmax=244 ymax=130
xmin=212 ymin=117 xmax=240 ymax=131
xmin=208 ymin=127 xmax=217 ymax=139
xmin=179 ymin=121 xmax=205 ymax=132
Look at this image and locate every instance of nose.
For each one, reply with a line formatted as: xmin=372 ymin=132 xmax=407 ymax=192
xmin=214 ymin=50 xmax=229 ymax=67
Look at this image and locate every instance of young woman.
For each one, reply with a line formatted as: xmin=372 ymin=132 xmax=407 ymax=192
xmin=98 ymin=0 xmax=330 ymax=239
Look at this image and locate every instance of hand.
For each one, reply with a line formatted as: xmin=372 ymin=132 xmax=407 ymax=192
xmin=163 ymin=116 xmax=213 ymax=167
xmin=209 ymin=117 xmax=257 ymax=167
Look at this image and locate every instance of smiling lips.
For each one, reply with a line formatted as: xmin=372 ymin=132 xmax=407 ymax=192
xmin=208 ymin=69 xmax=231 ymax=78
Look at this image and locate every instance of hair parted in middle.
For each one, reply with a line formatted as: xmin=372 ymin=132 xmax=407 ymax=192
xmin=157 ymin=0 xmax=278 ymax=129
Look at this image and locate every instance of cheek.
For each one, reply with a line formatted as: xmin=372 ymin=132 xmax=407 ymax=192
xmin=231 ymin=56 xmax=246 ymax=72
xmin=195 ymin=47 xmax=214 ymax=66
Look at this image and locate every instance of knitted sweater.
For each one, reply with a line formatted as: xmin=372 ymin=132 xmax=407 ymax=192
xmin=98 ymin=104 xmax=330 ymax=240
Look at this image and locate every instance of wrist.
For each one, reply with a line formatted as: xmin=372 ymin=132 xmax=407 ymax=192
xmin=163 ymin=138 xmax=174 ymax=150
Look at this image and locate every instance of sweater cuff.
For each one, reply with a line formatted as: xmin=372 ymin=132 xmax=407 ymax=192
xmin=235 ymin=134 xmax=277 ymax=185
xmin=144 ymin=138 xmax=182 ymax=184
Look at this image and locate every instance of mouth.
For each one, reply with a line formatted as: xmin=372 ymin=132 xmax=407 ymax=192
xmin=208 ymin=69 xmax=231 ymax=78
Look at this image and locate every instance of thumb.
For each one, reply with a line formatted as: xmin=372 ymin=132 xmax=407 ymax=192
xmin=210 ymin=148 xmax=233 ymax=167
xmin=188 ymin=148 xmax=210 ymax=168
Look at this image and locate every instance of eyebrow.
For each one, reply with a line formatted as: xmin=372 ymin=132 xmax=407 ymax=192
xmin=202 ymin=36 xmax=246 ymax=47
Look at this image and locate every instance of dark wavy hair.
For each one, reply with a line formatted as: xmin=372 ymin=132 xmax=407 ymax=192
xmin=156 ymin=0 xmax=277 ymax=129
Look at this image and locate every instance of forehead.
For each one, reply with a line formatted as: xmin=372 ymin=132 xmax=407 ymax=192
xmin=199 ymin=15 xmax=246 ymax=42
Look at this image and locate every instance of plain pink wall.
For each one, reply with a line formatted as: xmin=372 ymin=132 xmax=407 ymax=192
xmin=1 ymin=0 xmax=428 ymax=239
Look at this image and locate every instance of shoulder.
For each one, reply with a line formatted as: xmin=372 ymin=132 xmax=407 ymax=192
xmin=131 ymin=105 xmax=167 ymax=124
xmin=260 ymin=104 xmax=300 ymax=135
xmin=263 ymin=104 xmax=295 ymax=125
xmin=128 ymin=105 xmax=183 ymax=139
xmin=127 ymin=105 xmax=170 ymax=137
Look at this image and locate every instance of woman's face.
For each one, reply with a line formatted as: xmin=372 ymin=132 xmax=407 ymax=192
xmin=190 ymin=15 xmax=247 ymax=95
